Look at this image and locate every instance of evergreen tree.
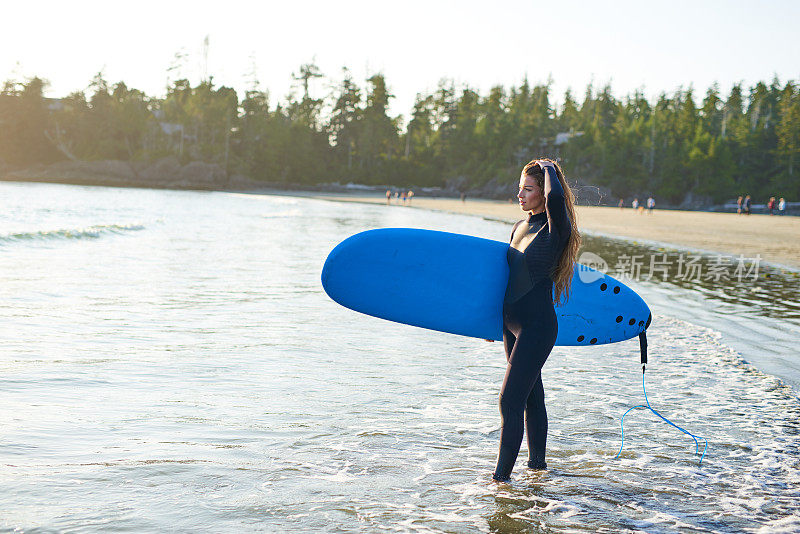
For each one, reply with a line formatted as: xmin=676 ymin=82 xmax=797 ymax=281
xmin=358 ymin=74 xmax=399 ymax=182
xmin=327 ymin=68 xmax=362 ymax=176
xmin=776 ymin=81 xmax=800 ymax=194
xmin=0 ymin=77 xmax=58 ymax=165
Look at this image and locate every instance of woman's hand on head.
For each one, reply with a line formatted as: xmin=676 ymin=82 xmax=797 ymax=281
xmin=536 ymin=159 xmax=556 ymax=172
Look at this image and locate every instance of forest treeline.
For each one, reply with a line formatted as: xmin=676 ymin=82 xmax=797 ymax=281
xmin=1 ymin=64 xmax=798 ymax=204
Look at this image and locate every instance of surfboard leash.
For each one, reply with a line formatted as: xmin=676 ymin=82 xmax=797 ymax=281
xmin=614 ymin=331 xmax=708 ymax=465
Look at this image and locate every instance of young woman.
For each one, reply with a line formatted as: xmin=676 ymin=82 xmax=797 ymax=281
xmin=492 ymin=158 xmax=580 ymax=482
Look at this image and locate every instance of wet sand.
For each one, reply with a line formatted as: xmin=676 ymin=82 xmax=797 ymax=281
xmin=286 ymin=192 xmax=800 ymax=269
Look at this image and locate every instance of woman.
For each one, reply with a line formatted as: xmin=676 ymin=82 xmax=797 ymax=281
xmin=492 ymin=158 xmax=580 ymax=482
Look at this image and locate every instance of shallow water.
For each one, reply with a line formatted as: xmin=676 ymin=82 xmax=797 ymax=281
xmin=575 ymin=234 xmax=800 ymax=392
xmin=1 ymin=182 xmax=799 ymax=533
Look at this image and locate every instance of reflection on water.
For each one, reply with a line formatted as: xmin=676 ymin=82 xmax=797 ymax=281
xmin=577 ymin=233 xmax=800 ymax=392
xmin=581 ymin=233 xmax=800 ymax=322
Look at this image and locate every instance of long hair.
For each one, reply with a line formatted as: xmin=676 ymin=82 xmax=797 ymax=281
xmin=522 ymin=158 xmax=581 ymax=305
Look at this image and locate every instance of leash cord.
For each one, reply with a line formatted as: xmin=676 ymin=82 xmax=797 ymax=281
xmin=615 ymin=367 xmax=708 ymax=465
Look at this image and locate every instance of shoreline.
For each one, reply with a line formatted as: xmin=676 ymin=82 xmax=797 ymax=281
xmin=265 ymin=190 xmax=800 ymax=271
xmin=4 ymin=177 xmax=799 ymax=269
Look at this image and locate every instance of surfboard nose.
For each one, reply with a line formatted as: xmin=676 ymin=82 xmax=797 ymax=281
xmin=321 ymin=232 xmax=363 ymax=305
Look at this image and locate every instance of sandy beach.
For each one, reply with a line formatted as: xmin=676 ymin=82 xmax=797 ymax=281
xmin=290 ymin=192 xmax=800 ymax=270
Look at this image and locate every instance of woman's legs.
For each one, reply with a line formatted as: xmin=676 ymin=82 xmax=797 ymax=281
xmin=493 ymin=328 xmax=551 ymax=481
xmin=525 ymin=375 xmax=547 ymax=468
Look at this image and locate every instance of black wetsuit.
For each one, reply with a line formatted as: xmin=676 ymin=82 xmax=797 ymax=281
xmin=493 ymin=166 xmax=571 ymax=481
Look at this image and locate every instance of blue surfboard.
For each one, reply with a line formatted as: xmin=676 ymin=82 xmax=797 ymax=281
xmin=322 ymin=228 xmax=650 ymax=345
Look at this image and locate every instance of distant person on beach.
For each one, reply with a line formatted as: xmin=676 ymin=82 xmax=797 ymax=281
xmin=632 ymin=198 xmax=639 ymax=210
xmin=407 ymin=190 xmax=414 ymax=205
xmin=386 ymin=190 xmax=392 ymax=205
xmin=486 ymin=158 xmax=580 ymax=482
xmin=778 ymin=197 xmax=786 ymax=215
xmin=618 ymin=198 xmax=624 ymax=209
xmin=743 ymin=195 xmax=752 ymax=215
xmin=737 ymin=196 xmax=743 ymax=214
xmin=402 ymin=191 xmax=407 ymax=204
xmin=647 ymin=197 xmax=655 ymax=214
xmin=461 ymin=193 xmax=466 ymax=203
xmin=768 ymin=197 xmax=776 ymax=215
xmin=394 ymin=191 xmax=400 ymax=203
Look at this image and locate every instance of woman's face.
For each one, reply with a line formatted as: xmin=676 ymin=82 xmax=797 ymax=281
xmin=518 ymin=173 xmax=544 ymax=213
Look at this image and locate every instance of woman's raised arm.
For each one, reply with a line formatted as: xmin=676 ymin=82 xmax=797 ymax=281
xmin=537 ymin=160 xmax=569 ymax=236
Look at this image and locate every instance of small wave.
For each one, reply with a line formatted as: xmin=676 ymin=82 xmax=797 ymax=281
xmin=0 ymin=224 xmax=145 ymax=245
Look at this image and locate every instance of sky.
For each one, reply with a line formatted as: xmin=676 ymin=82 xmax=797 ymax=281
xmin=2 ymin=0 xmax=798 ymax=119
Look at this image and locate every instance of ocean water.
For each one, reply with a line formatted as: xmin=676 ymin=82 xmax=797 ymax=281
xmin=1 ymin=181 xmax=799 ymax=533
